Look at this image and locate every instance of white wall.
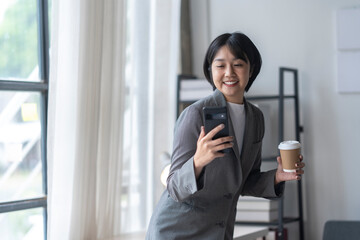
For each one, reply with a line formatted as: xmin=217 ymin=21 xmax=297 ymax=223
xmin=190 ymin=0 xmax=360 ymax=239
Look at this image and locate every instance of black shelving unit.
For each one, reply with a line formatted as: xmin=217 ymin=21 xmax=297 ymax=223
xmin=176 ymin=67 xmax=304 ymax=240
xmin=235 ymin=67 xmax=304 ymax=240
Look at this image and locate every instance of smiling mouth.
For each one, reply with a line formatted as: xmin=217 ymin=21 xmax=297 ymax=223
xmin=223 ymin=81 xmax=239 ymax=86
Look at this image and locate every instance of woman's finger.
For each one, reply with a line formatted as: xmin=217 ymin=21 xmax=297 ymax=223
xmin=205 ymin=124 xmax=225 ymax=140
xmin=212 ymin=135 xmax=234 ymax=146
xmin=213 ymin=142 xmax=233 ymax=152
xmin=198 ymin=126 xmax=206 ymax=142
xmin=295 ymin=162 xmax=305 ymax=168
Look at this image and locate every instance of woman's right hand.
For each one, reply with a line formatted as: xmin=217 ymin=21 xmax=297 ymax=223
xmin=193 ymin=124 xmax=234 ymax=178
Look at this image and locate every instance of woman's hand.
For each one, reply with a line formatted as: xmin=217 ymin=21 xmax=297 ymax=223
xmin=193 ymin=124 xmax=234 ymax=178
xmin=275 ymin=155 xmax=305 ymax=185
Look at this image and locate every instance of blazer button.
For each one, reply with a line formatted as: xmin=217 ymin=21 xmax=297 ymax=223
xmin=223 ymin=193 xmax=233 ymax=199
xmin=215 ymin=221 xmax=225 ymax=228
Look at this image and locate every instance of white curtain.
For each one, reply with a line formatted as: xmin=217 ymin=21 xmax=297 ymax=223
xmin=47 ymin=0 xmax=180 ymax=239
xmin=47 ymin=0 xmax=126 ymax=239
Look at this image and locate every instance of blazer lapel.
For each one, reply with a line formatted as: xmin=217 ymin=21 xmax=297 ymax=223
xmin=228 ymin=114 xmax=241 ymax=161
xmin=228 ymin=98 xmax=255 ymax=164
xmin=239 ymin=98 xmax=255 ymax=164
xmin=211 ymin=90 xmax=242 ymax=161
xmin=212 ymin=90 xmax=253 ymax=163
xmin=212 ymin=89 xmax=227 ymax=106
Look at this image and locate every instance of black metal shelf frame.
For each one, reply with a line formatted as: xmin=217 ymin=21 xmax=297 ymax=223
xmin=235 ymin=67 xmax=304 ymax=240
xmin=236 ymin=217 xmax=301 ymax=226
xmin=278 ymin=67 xmax=304 ymax=240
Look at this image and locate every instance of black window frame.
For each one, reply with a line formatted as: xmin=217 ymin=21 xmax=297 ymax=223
xmin=0 ymin=0 xmax=50 ymax=239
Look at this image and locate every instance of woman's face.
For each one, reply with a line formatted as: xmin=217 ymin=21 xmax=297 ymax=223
xmin=211 ymin=45 xmax=252 ymax=104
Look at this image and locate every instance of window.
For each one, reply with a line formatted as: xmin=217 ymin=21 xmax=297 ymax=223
xmin=0 ymin=0 xmax=50 ymax=239
xmin=120 ymin=0 xmax=152 ymax=233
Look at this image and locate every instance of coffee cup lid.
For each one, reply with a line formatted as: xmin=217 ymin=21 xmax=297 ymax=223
xmin=278 ymin=140 xmax=301 ymax=150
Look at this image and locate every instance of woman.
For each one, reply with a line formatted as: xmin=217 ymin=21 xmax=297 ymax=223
xmin=146 ymin=32 xmax=305 ymax=240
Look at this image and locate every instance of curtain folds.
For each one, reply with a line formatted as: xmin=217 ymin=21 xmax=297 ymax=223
xmin=48 ymin=0 xmax=126 ymax=239
xmin=48 ymin=0 xmax=180 ymax=239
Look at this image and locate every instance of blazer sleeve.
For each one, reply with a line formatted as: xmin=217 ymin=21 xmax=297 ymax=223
xmin=166 ymin=105 xmax=203 ymax=202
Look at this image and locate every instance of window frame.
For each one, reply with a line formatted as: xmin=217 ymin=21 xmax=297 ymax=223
xmin=0 ymin=0 xmax=50 ymax=239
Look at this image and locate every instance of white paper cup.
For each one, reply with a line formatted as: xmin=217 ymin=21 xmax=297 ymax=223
xmin=278 ymin=141 xmax=301 ymax=172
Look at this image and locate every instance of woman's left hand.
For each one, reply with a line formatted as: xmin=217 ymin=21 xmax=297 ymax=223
xmin=275 ymin=155 xmax=305 ymax=185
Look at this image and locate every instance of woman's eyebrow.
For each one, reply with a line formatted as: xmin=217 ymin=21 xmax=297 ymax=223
xmin=213 ymin=58 xmax=225 ymax=62
xmin=213 ymin=58 xmax=242 ymax=62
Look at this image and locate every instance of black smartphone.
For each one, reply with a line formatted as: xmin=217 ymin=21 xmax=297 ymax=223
xmin=202 ymin=106 xmax=231 ymax=153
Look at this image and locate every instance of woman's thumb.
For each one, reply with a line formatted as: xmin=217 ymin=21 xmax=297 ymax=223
xmin=277 ymin=156 xmax=283 ymax=167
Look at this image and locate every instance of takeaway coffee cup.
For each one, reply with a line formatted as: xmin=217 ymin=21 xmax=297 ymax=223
xmin=278 ymin=141 xmax=301 ymax=172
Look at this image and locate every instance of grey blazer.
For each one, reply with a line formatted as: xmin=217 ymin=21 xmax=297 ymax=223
xmin=146 ymin=89 xmax=284 ymax=240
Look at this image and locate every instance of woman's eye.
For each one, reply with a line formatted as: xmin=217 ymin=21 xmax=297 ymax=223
xmin=234 ymin=64 xmax=243 ymax=67
xmin=216 ymin=65 xmax=225 ymax=68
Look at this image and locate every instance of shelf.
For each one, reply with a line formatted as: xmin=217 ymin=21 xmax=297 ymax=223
xmin=262 ymin=156 xmax=278 ymax=162
xmin=179 ymin=95 xmax=296 ymax=103
xmin=246 ymin=95 xmax=296 ymax=101
xmin=235 ymin=217 xmax=301 ymax=226
xmin=178 ymin=100 xmax=198 ymax=104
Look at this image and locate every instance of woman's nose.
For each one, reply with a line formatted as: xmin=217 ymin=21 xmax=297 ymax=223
xmin=225 ymin=66 xmax=235 ymax=77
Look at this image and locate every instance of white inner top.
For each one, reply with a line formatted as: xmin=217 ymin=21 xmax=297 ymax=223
xmin=227 ymin=102 xmax=246 ymax=156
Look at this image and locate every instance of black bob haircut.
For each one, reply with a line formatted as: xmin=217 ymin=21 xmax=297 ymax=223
xmin=203 ymin=32 xmax=262 ymax=92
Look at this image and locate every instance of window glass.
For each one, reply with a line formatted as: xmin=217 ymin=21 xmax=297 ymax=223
xmin=0 ymin=0 xmax=40 ymax=81
xmin=0 ymin=208 xmax=44 ymax=240
xmin=0 ymin=91 xmax=44 ymax=202
xmin=120 ymin=0 xmax=151 ymax=233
